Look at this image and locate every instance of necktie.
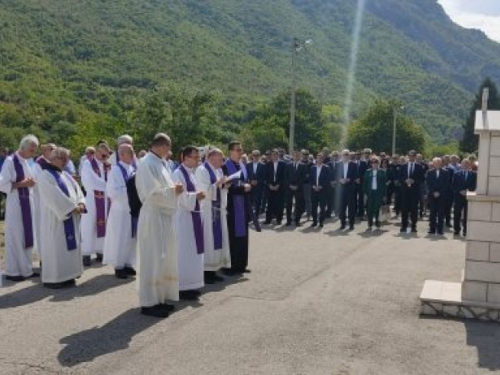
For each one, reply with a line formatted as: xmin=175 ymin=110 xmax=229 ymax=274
xmin=317 ymin=167 xmax=320 ymax=186
xmin=465 ymin=171 xmax=468 ymax=181
xmin=409 ymin=163 xmax=413 ymax=178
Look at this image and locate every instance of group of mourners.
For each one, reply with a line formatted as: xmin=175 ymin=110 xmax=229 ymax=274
xmin=0 ymin=134 xmax=251 ymax=318
xmin=0 ymin=134 xmax=478 ymax=318
xmin=243 ymin=147 xmax=477 ymax=235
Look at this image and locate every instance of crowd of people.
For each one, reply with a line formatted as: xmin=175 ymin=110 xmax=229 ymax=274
xmin=0 ymin=134 xmax=478 ymax=318
xmin=243 ymin=147 xmax=477 ymax=235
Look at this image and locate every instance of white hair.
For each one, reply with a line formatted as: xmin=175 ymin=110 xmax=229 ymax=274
xmin=207 ymin=147 xmax=224 ymax=158
xmin=433 ymin=157 xmax=442 ymax=163
xmin=117 ymin=134 xmax=133 ymax=145
xmin=50 ymin=147 xmax=70 ymax=161
xmin=118 ymin=143 xmax=134 ymax=157
xmin=341 ymin=149 xmax=350 ymax=156
xmin=19 ymin=135 xmax=39 ymax=150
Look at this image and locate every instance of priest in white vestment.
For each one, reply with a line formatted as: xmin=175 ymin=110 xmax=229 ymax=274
xmin=135 ymin=133 xmax=184 ymax=318
xmin=109 ymin=134 xmax=138 ymax=167
xmin=195 ymin=148 xmax=231 ymax=284
xmin=103 ymin=144 xmax=137 ymax=279
xmin=0 ymin=135 xmax=39 ymax=282
xmin=172 ymin=146 xmax=206 ymax=301
xmin=80 ymin=141 xmax=111 ymax=266
xmin=33 ymin=143 xmax=56 ymax=258
xmin=38 ymin=147 xmax=86 ymax=288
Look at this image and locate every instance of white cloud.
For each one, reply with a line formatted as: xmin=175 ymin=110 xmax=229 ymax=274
xmin=439 ymin=0 xmax=500 ymax=42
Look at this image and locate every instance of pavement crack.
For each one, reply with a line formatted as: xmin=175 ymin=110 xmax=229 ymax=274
xmin=0 ymin=359 xmax=59 ymax=374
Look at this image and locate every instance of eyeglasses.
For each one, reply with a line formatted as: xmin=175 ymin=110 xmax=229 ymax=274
xmin=234 ymin=148 xmax=243 ymax=152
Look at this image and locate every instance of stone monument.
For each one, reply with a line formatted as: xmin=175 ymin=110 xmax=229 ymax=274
xmin=420 ymin=88 xmax=500 ymax=321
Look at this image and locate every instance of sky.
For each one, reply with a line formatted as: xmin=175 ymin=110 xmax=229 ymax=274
xmin=438 ymin=0 xmax=500 ymax=42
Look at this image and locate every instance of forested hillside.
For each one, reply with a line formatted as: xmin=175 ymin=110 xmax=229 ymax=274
xmin=1 ymin=0 xmax=500 ymax=152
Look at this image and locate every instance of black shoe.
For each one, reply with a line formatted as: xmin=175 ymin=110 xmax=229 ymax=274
xmin=375 ymin=221 xmax=381 ymax=228
xmin=463 ymin=232 xmax=467 ymax=237
xmin=29 ymin=272 xmax=40 ymax=278
xmin=263 ymin=221 xmax=271 ymax=225
xmin=311 ymin=222 xmax=317 ymax=228
xmin=349 ymin=225 xmax=355 ymax=231
xmin=44 ymin=282 xmax=66 ymax=289
xmin=179 ymin=291 xmax=199 ymax=301
xmin=82 ymin=256 xmax=91 ymax=267
xmin=285 ymin=222 xmax=292 ymax=226
xmin=319 ymin=223 xmax=324 ymax=228
xmin=411 ymin=228 xmax=418 ymax=233
xmin=115 ymin=269 xmax=128 ymax=279
xmin=63 ymin=279 xmax=76 ymax=287
xmin=428 ymin=230 xmax=435 ymax=235
xmin=141 ymin=305 xmax=170 ymax=318
xmin=438 ymin=231 xmax=444 ymax=235
xmin=5 ymin=275 xmax=26 ymax=282
xmin=95 ymin=254 xmax=103 ymax=263
xmin=277 ymin=221 xmax=282 ymax=225
xmin=124 ymin=266 xmax=136 ymax=276
xmin=221 ymin=268 xmax=241 ymax=276
xmin=453 ymin=231 xmax=460 ymax=236
xmin=340 ymin=225 xmax=346 ymax=230
xmin=400 ymin=227 xmax=407 ymax=233
xmin=295 ymin=222 xmax=302 ymax=227
xmin=213 ymin=274 xmax=225 ymax=282
xmin=243 ymin=269 xmax=251 ymax=274
xmin=160 ymin=304 xmax=176 ymax=313
xmin=204 ymin=272 xmax=216 ymax=284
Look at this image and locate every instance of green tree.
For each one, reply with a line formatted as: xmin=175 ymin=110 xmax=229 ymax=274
xmin=460 ymin=78 xmax=500 ymax=154
xmin=347 ymin=99 xmax=426 ymax=154
xmin=241 ymin=89 xmax=329 ymax=152
xmin=131 ymin=85 xmax=220 ymax=153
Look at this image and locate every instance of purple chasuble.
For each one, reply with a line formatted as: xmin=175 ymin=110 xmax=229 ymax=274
xmin=116 ymin=163 xmax=138 ymax=238
xmin=224 ymin=159 xmax=247 ymax=238
xmin=179 ymin=165 xmax=204 ymax=254
xmin=90 ymin=158 xmax=107 ymax=238
xmin=47 ymin=169 xmax=78 ymax=250
xmin=204 ymin=163 xmax=223 ymax=250
xmin=13 ymin=155 xmax=34 ymax=249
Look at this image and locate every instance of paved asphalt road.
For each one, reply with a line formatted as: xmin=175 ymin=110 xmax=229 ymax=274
xmin=1 ymin=215 xmax=500 ymax=375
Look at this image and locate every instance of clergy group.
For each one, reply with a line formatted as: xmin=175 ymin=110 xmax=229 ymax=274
xmin=0 ymin=134 xmax=252 ymax=319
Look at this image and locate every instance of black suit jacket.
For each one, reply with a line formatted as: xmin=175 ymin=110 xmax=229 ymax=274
xmin=335 ymin=161 xmax=358 ymax=189
xmin=356 ymin=160 xmax=369 ymax=181
xmin=266 ymin=161 xmax=286 ymax=189
xmin=426 ymin=169 xmax=450 ymax=195
xmin=247 ymin=161 xmax=266 ymax=184
xmin=309 ymin=164 xmax=331 ymax=189
xmin=285 ymin=161 xmax=308 ymax=188
xmin=399 ymin=162 xmax=424 ymax=190
xmin=452 ymin=170 xmax=477 ymax=194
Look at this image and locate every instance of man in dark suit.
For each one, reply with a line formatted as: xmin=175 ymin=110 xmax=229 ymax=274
xmin=310 ymin=152 xmax=331 ymax=228
xmin=426 ymin=158 xmax=450 ymax=235
xmin=247 ymin=150 xmax=266 ymax=217
xmin=442 ymin=155 xmax=455 ymax=228
xmin=264 ymin=149 xmax=286 ymax=225
xmin=355 ymin=149 xmax=371 ymax=219
xmin=416 ymin=153 xmax=429 ymax=218
xmin=399 ymin=150 xmax=424 ymax=233
xmin=325 ymin=151 xmax=339 ymax=218
xmin=301 ymin=149 xmax=313 ymax=220
xmin=285 ymin=150 xmax=308 ymax=226
xmin=336 ymin=150 xmax=358 ymax=230
xmin=452 ymin=159 xmax=477 ymax=236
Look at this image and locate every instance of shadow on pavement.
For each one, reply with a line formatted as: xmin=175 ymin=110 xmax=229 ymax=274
xmin=465 ymin=321 xmax=500 ymax=370
xmin=0 ymin=274 xmax=132 ymax=308
xmin=58 ymin=308 xmax=157 ymax=367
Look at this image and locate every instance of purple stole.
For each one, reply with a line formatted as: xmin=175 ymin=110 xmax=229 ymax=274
xmin=47 ymin=169 xmax=78 ymax=250
xmin=225 ymin=159 xmax=247 ymax=238
xmin=116 ymin=163 xmax=138 ymax=238
xmin=36 ymin=156 xmax=50 ymax=170
xmin=90 ymin=158 xmax=108 ymax=238
xmin=204 ymin=163 xmax=223 ymax=250
xmin=179 ymin=165 xmax=204 ymax=254
xmin=13 ymin=155 xmax=34 ymax=249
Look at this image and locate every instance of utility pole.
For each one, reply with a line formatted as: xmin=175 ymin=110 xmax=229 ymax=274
xmin=392 ymin=105 xmax=404 ymax=156
xmin=289 ymin=37 xmax=299 ymax=155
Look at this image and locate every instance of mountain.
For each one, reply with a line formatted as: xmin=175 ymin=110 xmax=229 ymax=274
xmin=1 ymin=0 xmax=500 ymax=148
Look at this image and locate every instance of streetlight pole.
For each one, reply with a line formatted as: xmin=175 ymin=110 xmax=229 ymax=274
xmin=289 ymin=38 xmax=299 ymax=155
xmin=392 ymin=105 xmax=404 ymax=156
